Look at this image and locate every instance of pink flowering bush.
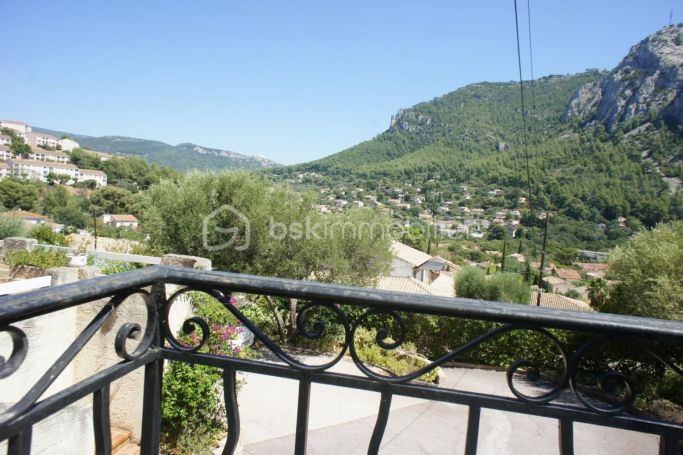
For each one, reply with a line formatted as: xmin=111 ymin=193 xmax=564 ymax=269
xmin=161 ymin=292 xmax=254 ymax=454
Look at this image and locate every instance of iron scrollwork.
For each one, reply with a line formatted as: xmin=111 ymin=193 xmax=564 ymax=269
xmin=161 ymin=289 xmax=683 ymax=417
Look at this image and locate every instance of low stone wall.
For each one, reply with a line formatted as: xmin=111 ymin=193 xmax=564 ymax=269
xmin=0 ymin=253 xmax=212 ymax=452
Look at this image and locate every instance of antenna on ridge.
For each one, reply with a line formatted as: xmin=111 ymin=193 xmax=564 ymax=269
xmin=670 ymin=9 xmax=673 ymax=26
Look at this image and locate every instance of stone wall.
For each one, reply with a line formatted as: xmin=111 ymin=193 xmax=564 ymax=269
xmin=0 ymin=253 xmax=212 ymax=452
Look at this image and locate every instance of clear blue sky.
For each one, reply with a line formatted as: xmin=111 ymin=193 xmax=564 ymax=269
xmin=1 ymin=0 xmax=679 ymax=164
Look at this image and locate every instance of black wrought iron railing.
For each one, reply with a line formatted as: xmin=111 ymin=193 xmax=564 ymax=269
xmin=1 ymin=265 xmax=682 ymax=454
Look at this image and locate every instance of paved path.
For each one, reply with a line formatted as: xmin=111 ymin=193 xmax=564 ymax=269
xmin=219 ymin=355 xmax=659 ymax=454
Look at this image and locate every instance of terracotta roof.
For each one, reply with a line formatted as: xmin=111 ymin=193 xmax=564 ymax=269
xmin=376 ymin=276 xmax=433 ymax=295
xmin=110 ymin=214 xmax=138 ymax=222
xmin=575 ymin=262 xmax=609 ymax=273
xmin=3 ymin=210 xmax=48 ymax=220
xmin=554 ymin=268 xmax=582 ymax=281
xmin=530 ymin=291 xmax=592 ymax=312
xmin=391 ymin=241 xmax=433 ymax=267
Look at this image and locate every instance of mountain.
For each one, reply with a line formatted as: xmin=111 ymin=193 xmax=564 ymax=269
xmin=297 ymin=70 xmax=603 ymax=174
xmin=282 ymin=25 xmax=682 ymax=242
xmin=32 ymin=128 xmax=280 ymax=172
xmin=563 ymin=25 xmax=683 ymax=131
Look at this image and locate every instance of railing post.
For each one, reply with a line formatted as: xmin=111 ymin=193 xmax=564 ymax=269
xmin=368 ymin=387 xmax=392 ymax=455
xmin=294 ymin=374 xmax=312 ymax=455
xmin=139 ymin=281 xmax=165 ymax=455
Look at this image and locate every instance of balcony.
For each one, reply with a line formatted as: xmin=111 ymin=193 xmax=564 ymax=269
xmin=0 ymin=265 xmax=682 ymax=454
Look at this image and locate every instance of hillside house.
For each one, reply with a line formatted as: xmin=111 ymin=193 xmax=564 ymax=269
xmin=554 ymin=267 xmax=582 ymax=281
xmin=390 ymin=241 xmax=433 ymax=282
xmin=100 ymin=214 xmax=139 ymax=229
xmin=0 ymin=134 xmax=11 ymax=146
xmin=3 ymin=210 xmax=48 ymax=225
xmin=0 ymin=161 xmax=8 ymax=178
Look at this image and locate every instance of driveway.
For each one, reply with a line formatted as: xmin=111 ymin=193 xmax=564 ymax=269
xmin=218 ymin=355 xmax=659 ymax=454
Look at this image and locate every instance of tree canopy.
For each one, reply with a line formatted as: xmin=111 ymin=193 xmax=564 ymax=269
xmin=143 ymin=171 xmax=392 ymax=285
xmin=602 ymin=221 xmax=683 ymax=320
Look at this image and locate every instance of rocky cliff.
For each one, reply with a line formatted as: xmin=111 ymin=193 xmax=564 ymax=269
xmin=563 ymin=25 xmax=683 ymax=130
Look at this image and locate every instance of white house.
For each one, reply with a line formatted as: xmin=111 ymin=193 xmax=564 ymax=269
xmin=25 ymin=132 xmax=59 ymax=149
xmin=390 ymin=241 xmax=433 ymax=283
xmin=0 ymin=161 xmax=8 ymax=178
xmin=0 ymin=120 xmax=31 ymax=135
xmin=79 ymin=169 xmax=107 ymax=187
xmin=100 ymin=214 xmax=139 ymax=229
xmin=27 ymin=148 xmax=70 ymax=163
xmin=0 ymin=134 xmax=11 ymax=146
xmin=58 ymin=138 xmax=80 ymax=151
xmin=3 ymin=210 xmax=48 ymax=225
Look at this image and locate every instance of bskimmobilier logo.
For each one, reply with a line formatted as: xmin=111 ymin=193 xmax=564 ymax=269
xmin=202 ymin=205 xmax=251 ymax=252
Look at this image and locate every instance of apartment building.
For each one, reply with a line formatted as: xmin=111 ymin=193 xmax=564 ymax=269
xmin=25 ymin=132 xmax=59 ymax=149
xmin=27 ymin=148 xmax=70 ymax=163
xmin=79 ymin=169 xmax=108 ymax=187
xmin=0 ymin=120 xmax=31 ymax=136
xmin=7 ymin=158 xmax=80 ymax=182
xmin=0 ymin=145 xmax=13 ymax=160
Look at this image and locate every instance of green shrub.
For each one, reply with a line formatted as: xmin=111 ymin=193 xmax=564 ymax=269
xmin=98 ymin=259 xmax=145 ymax=275
xmin=160 ymin=292 xmax=255 ymax=454
xmin=161 ymin=362 xmax=225 ymax=455
xmin=455 ymin=266 xmax=487 ymax=299
xmin=0 ymin=216 xmax=26 ymax=239
xmin=455 ymin=267 xmax=530 ymax=304
xmin=6 ymin=248 xmax=68 ymax=269
xmin=30 ymin=224 xmax=69 ymax=246
xmin=354 ymin=327 xmax=439 ymax=383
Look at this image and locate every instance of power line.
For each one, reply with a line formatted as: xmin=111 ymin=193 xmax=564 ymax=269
xmin=526 ymin=0 xmax=536 ymax=112
xmin=513 ymin=0 xmax=538 ymax=255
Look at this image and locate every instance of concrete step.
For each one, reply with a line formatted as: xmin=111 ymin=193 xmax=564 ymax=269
xmin=114 ymin=444 xmax=140 ymax=455
xmin=111 ymin=427 xmax=131 ymax=453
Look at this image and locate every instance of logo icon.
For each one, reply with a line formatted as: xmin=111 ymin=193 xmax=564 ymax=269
xmin=202 ymin=205 xmax=251 ymax=252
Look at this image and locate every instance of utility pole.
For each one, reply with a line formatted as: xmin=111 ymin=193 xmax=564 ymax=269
xmin=536 ymin=212 xmax=550 ymax=306
xmin=670 ymin=8 xmax=673 ymax=26
xmin=501 ymin=238 xmax=507 ymax=272
xmin=93 ymin=213 xmax=98 ymax=251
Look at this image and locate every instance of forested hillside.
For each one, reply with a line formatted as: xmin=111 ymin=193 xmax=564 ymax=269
xmin=33 ymin=128 xmax=279 ymax=172
xmin=284 ymin=26 xmax=683 ymax=239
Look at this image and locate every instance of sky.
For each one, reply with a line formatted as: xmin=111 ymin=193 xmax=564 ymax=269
xmin=1 ymin=0 xmax=681 ymax=164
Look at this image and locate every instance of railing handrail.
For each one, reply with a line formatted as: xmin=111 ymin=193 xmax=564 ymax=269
xmin=1 ymin=265 xmax=683 ymax=341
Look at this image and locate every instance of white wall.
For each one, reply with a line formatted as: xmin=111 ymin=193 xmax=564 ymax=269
xmin=390 ymin=257 xmax=414 ymax=278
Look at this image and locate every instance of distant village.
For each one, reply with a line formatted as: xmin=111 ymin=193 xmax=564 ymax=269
xmin=0 ymin=120 xmax=109 ymax=187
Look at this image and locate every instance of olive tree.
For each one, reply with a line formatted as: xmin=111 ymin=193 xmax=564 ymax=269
xmin=143 ymin=171 xmax=393 ymax=341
